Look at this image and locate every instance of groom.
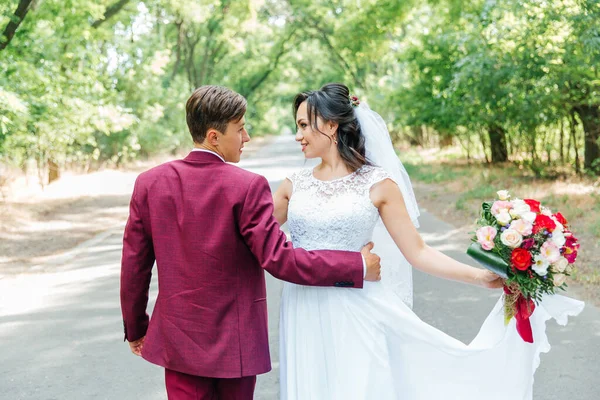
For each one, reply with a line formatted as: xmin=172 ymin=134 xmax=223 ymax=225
xmin=120 ymin=85 xmax=382 ymax=399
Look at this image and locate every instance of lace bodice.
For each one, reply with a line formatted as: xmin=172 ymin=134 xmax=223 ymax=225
xmin=287 ymin=164 xmax=414 ymax=307
xmin=287 ymin=165 xmax=390 ymax=252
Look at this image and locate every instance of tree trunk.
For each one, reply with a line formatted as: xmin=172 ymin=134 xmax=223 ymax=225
xmin=478 ymin=129 xmax=490 ymax=164
xmin=569 ymin=112 xmax=581 ymax=174
xmin=422 ymin=125 xmax=429 ymax=145
xmin=559 ymin=118 xmax=565 ymax=163
xmin=306 ymin=20 xmax=364 ymax=88
xmin=544 ymin=127 xmax=554 ymax=166
xmin=408 ymin=126 xmax=422 ymax=146
xmin=91 ymin=0 xmax=131 ymax=29
xmin=170 ymin=21 xmax=184 ymax=82
xmin=48 ymin=159 xmax=60 ymax=183
xmin=487 ymin=123 xmax=508 ymax=163
xmin=184 ymin=33 xmax=202 ymax=88
xmin=36 ymin=153 xmax=45 ymax=189
xmin=574 ymin=105 xmax=600 ymax=174
xmin=238 ymin=29 xmax=296 ymax=99
xmin=0 ymin=0 xmax=36 ymax=51
xmin=529 ymin=129 xmax=537 ymax=162
xmin=457 ymin=135 xmax=471 ymax=161
xmin=439 ymin=133 xmax=453 ymax=148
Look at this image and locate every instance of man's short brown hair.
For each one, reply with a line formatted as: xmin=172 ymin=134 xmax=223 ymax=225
xmin=186 ymin=85 xmax=247 ymax=143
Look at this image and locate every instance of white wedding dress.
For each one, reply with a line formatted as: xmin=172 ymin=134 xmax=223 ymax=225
xmin=279 ymin=165 xmax=585 ymax=400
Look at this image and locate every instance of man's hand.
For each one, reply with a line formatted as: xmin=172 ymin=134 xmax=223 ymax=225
xmin=476 ymin=270 xmax=504 ymax=289
xmin=128 ymin=336 xmax=145 ymax=356
xmin=361 ymin=242 xmax=381 ymax=281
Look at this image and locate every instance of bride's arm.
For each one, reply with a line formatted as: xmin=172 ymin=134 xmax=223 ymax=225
xmin=370 ymin=179 xmax=503 ymax=289
xmin=272 ymin=178 xmax=292 ymax=225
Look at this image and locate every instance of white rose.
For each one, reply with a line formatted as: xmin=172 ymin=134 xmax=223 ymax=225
xmin=532 ymin=254 xmax=550 ymax=276
xmin=510 ymin=199 xmax=531 ymax=218
xmin=497 ymin=190 xmax=510 ymax=200
xmin=553 ymin=273 xmax=567 ymax=287
xmin=500 ymin=229 xmax=523 ymax=248
xmin=553 ymin=257 xmax=569 ymax=273
xmin=551 ymin=230 xmax=566 ymax=247
xmin=521 ymin=211 xmax=537 ymax=223
xmin=511 ymin=219 xmax=533 ymax=236
xmin=551 ymin=217 xmax=565 ymax=232
xmin=496 ymin=211 xmax=512 ymax=226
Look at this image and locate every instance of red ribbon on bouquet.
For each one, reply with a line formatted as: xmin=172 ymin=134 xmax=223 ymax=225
xmin=504 ymin=286 xmax=535 ymax=343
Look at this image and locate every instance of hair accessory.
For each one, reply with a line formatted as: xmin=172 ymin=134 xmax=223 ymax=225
xmin=349 ymin=95 xmax=360 ymax=107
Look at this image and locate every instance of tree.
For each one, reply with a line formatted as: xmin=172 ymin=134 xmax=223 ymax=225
xmin=0 ymin=0 xmax=36 ymax=51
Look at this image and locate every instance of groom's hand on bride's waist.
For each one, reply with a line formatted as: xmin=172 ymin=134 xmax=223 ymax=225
xmin=361 ymin=242 xmax=381 ymax=282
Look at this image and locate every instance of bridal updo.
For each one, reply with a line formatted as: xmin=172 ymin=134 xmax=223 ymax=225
xmin=293 ymin=83 xmax=370 ymax=171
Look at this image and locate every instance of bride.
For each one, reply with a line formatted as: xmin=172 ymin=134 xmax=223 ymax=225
xmin=272 ymin=83 xmax=585 ymax=400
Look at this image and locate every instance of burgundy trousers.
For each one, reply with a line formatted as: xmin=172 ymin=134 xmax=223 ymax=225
xmin=165 ymin=369 xmax=257 ymax=400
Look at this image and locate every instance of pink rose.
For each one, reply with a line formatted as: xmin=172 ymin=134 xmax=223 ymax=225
xmin=540 ymin=241 xmax=561 ymax=263
xmin=476 ymin=226 xmax=497 ymax=250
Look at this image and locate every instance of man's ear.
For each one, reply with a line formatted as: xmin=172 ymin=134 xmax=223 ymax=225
xmin=205 ymin=129 xmax=220 ymax=146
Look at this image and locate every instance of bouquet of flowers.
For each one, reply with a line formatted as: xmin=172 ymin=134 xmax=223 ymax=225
xmin=467 ymin=190 xmax=580 ymax=343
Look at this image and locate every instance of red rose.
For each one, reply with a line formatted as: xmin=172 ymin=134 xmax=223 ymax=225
xmin=511 ymin=248 xmax=533 ymax=271
xmin=553 ymin=212 xmax=568 ymax=227
xmin=533 ymin=214 xmax=557 ymax=234
xmin=524 ymin=199 xmax=541 ymax=213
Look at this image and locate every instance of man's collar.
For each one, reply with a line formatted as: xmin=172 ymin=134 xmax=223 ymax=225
xmin=191 ymin=148 xmax=225 ymax=163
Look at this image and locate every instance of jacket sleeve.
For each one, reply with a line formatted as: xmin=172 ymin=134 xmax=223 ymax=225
xmin=239 ymin=175 xmax=364 ymax=288
xmin=120 ymin=178 xmax=155 ymax=341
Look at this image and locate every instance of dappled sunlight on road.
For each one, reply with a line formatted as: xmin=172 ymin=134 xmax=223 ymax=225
xmin=0 ymin=236 xmax=123 ymax=319
xmin=0 ymin=228 xmax=164 ymax=399
xmin=419 ymin=215 xmax=473 ymax=254
xmin=5 ymin=170 xmax=139 ymax=203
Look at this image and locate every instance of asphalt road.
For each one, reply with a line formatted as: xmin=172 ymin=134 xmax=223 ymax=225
xmin=0 ymin=135 xmax=598 ymax=400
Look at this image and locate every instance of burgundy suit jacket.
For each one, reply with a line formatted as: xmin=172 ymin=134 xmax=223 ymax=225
xmin=120 ymin=151 xmax=364 ymax=378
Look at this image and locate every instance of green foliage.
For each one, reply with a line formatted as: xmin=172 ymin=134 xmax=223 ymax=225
xmin=386 ymin=0 xmax=600 ymax=173
xmin=0 ymin=0 xmax=598 ymax=179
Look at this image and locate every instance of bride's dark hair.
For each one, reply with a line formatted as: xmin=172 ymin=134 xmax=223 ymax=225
xmin=293 ymin=83 xmax=370 ymax=172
